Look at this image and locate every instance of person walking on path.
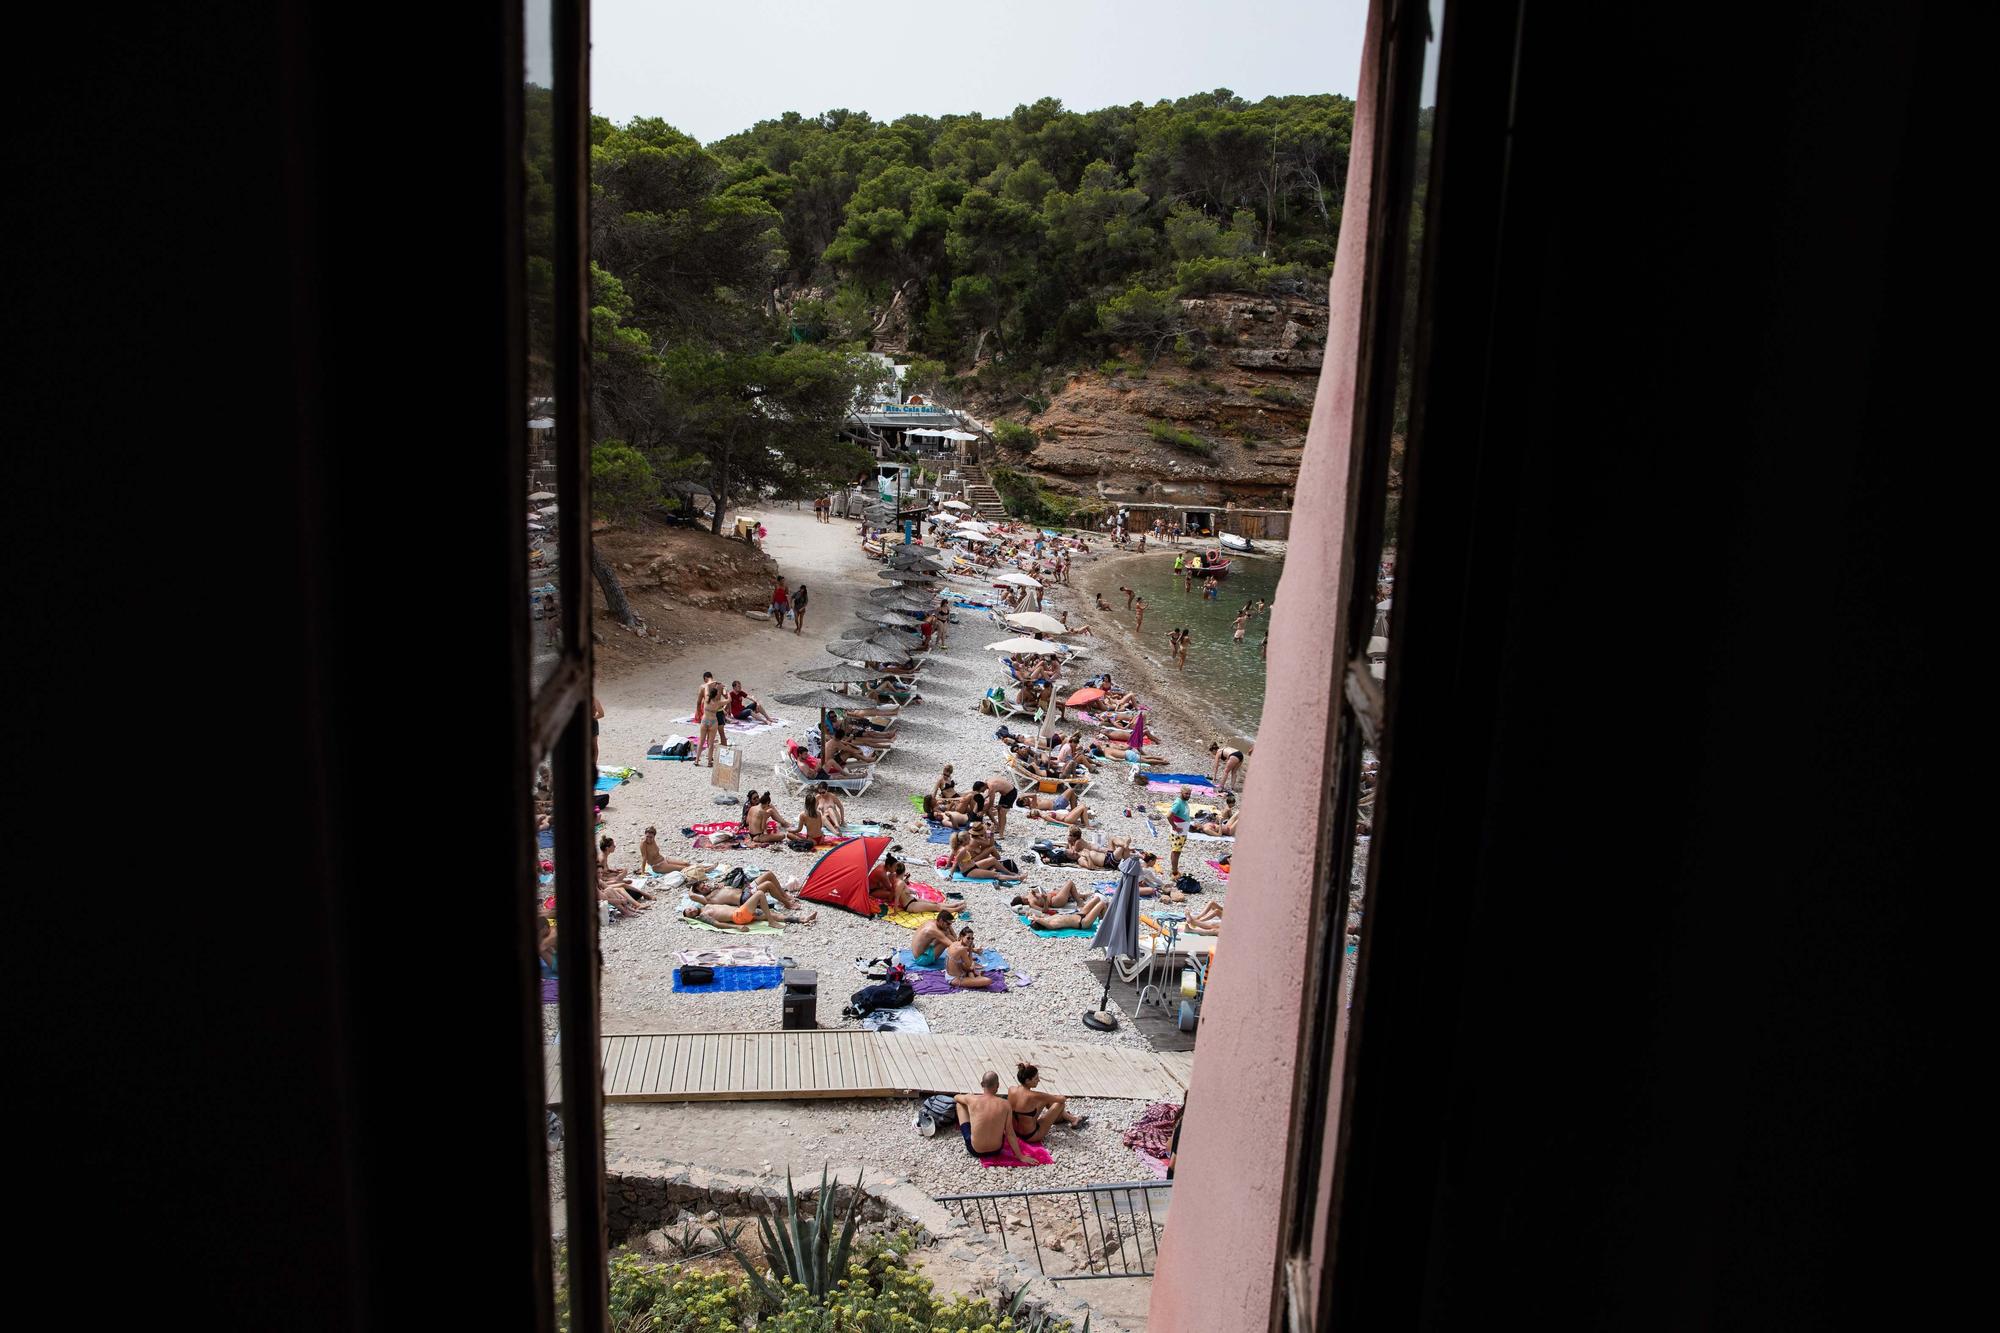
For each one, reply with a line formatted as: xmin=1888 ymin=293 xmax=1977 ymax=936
xmin=768 ymin=575 xmax=790 ymax=629
xmin=791 ymin=583 xmax=809 ymax=634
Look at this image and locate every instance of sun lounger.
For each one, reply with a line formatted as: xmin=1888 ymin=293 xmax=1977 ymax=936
xmin=1009 ymin=760 xmax=1094 ymax=799
xmin=775 ymin=740 xmax=875 ymax=797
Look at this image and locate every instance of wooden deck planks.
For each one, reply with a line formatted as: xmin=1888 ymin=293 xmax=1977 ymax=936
xmin=578 ymin=1032 xmax=1193 ymax=1104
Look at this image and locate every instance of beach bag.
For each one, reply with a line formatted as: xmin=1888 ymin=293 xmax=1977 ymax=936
xmin=786 ymin=835 xmax=816 ymax=853
xmin=915 ymin=1093 xmax=957 ymax=1137
xmin=1177 ymin=874 xmax=1204 ymax=896
xmin=680 ymin=965 xmax=715 ymax=985
xmin=721 ymin=866 xmax=750 ymax=889
xmin=847 ymin=975 xmax=913 ymax=1018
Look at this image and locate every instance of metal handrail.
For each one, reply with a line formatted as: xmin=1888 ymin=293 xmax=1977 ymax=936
xmin=934 ymin=1180 xmax=1172 ymax=1282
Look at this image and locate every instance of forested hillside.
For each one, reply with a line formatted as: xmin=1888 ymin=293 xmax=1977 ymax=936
xmin=581 ymin=89 xmax=1352 ymax=527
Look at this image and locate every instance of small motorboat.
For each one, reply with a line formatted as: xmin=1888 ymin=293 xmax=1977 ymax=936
xmin=1181 ymin=551 xmax=1233 ymax=577
xmin=1218 ymin=532 xmax=1254 ymax=553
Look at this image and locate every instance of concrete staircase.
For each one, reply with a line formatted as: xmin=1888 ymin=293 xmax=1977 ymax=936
xmin=958 ymin=463 xmax=1008 ymax=521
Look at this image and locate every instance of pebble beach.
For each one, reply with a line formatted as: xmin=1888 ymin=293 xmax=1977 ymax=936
xmin=580 ymin=506 xmax=1233 ymax=1196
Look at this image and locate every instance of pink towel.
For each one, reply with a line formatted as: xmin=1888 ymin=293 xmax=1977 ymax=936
xmin=976 ymin=1139 xmax=1054 ymax=1168
xmin=689 ymin=821 xmax=744 ymax=836
xmin=911 ymin=881 xmax=944 ymax=904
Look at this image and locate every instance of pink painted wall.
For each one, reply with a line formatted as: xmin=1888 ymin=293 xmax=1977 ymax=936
xmin=1146 ymin=6 xmax=1381 ymax=1329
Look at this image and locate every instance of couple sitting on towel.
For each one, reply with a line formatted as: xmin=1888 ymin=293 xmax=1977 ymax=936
xmin=954 ymin=1064 xmax=1088 ymax=1158
xmin=1011 ymin=880 xmax=1108 ymax=930
xmin=910 ymin=914 xmax=994 ymax=988
xmin=1032 ymin=827 xmax=1132 ymax=872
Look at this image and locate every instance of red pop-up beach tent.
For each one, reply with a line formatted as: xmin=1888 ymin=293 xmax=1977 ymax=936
xmin=798 ymin=835 xmax=892 ymax=917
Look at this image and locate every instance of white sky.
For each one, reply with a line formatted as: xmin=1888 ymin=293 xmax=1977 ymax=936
xmin=589 ymin=0 xmax=1368 ymax=143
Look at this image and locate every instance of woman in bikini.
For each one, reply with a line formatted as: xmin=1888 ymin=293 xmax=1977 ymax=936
xmin=924 ymin=793 xmax=974 ymax=827
xmin=1012 ymin=880 xmax=1089 ymax=912
xmin=1189 ymin=795 xmax=1239 ymax=837
xmin=639 ymin=826 xmax=691 ymax=874
xmin=697 ymin=681 xmax=727 ymax=765
xmin=598 ymin=836 xmax=656 ymax=902
xmin=1007 ymin=1063 xmax=1085 ymax=1143
xmin=1208 ymin=741 xmax=1247 ymax=793
xmin=908 ymin=909 xmax=958 ymax=968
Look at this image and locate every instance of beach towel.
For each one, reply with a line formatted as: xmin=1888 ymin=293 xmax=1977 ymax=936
xmin=895 ymin=946 xmax=1008 ymax=973
xmin=1188 ymin=831 xmax=1234 ymax=843
xmin=646 ymin=737 xmax=696 ymax=761
xmin=675 ymin=947 xmax=783 ymax=969
xmin=537 ymin=828 xmax=555 ymax=849
xmin=678 ymin=714 xmax=788 ymax=737
xmin=686 ymin=821 xmax=744 ymax=837
xmin=859 ymin=1007 xmax=930 ymax=1034
xmin=540 ymin=978 xmax=560 ymax=1005
xmin=594 ymin=773 xmax=625 ymax=792
xmin=673 ymin=964 xmax=785 ymax=993
xmin=1206 ymin=859 xmax=1230 ymax=878
xmin=909 ymin=793 xmax=929 ymax=813
xmin=1122 ymin=1100 xmax=1179 ymax=1177
xmin=1146 ymin=772 xmax=1216 ymax=791
xmin=911 ymin=969 xmax=1009 ymax=995
xmin=926 ymin=825 xmax=956 ymax=844
xmin=1017 ymin=914 xmax=1097 ymax=939
xmin=973 ymin=1137 xmax=1052 ymax=1168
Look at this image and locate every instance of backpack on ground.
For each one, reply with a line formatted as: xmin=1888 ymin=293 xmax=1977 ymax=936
xmin=844 ymin=969 xmax=913 ymax=1018
xmin=915 ymin=1093 xmax=957 ymax=1137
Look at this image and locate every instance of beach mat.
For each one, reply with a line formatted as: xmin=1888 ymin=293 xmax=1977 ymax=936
xmin=1205 ymin=859 xmax=1230 ymax=878
xmin=540 ymin=977 xmax=560 ymax=1004
xmin=926 ymin=826 xmax=956 ymax=844
xmin=859 ymin=1007 xmax=930 ymax=1034
xmin=1017 ymin=914 xmax=1097 ymax=939
xmin=1146 ymin=772 xmax=1215 ymax=791
xmin=973 ymin=1136 xmax=1050 ymax=1167
xmin=673 ymin=965 xmax=785 ymax=993
xmin=948 ymin=870 xmax=1021 ymax=885
xmin=537 ymin=828 xmax=555 ymax=849
xmin=911 ymin=969 xmax=1009 ymax=995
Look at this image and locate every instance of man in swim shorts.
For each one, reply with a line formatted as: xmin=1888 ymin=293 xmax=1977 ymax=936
xmin=954 ymin=1072 xmax=1024 ymax=1159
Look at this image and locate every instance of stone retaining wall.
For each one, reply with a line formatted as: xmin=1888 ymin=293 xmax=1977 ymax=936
xmin=603 ymin=1154 xmax=1110 ymax=1330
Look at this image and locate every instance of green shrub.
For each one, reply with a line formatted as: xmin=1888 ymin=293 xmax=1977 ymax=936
xmin=590 ymin=441 xmax=658 ymax=522
xmin=992 ymin=421 xmax=1039 ymax=453
xmin=1098 ymin=359 xmax=1131 ymax=378
xmin=1146 ymin=420 xmax=1217 ymax=459
xmin=1250 ymin=385 xmax=1304 ymax=407
xmin=1172 ymin=333 xmax=1214 ymax=368
xmin=990 ymin=466 xmax=1075 ymax=527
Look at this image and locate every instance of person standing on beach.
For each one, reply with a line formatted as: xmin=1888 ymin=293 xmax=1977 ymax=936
xmin=693 ymin=671 xmax=713 ymax=727
xmin=1119 ymin=585 xmax=1136 ymax=610
xmin=591 ymin=693 xmax=604 ymax=769
xmin=1134 ymin=596 xmax=1147 ymax=632
xmin=1167 ymin=785 xmax=1192 ymax=877
xmin=791 ymin=583 xmax=808 ymax=634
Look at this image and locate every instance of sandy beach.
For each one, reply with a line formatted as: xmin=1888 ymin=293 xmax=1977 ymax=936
xmin=581 ymin=507 xmax=1232 ymax=1197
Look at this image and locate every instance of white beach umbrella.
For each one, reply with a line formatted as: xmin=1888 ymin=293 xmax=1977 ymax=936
xmin=994 ymin=570 xmax=1042 ymax=589
xmin=527 ymin=491 xmax=556 ymax=502
xmin=1004 ymin=611 xmax=1071 ymax=635
xmin=984 ymin=636 xmax=1078 ymax=655
xmin=939 ymin=499 xmax=971 ymax=510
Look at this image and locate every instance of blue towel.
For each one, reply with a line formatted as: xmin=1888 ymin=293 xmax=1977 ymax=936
xmin=895 ymin=947 xmax=1007 ymax=973
xmin=537 ymin=828 xmax=555 ymax=849
xmin=673 ymin=965 xmax=785 ymax=994
xmin=927 ymin=826 xmax=956 ymax=844
xmin=1148 ymin=772 xmax=1215 ymax=788
xmin=594 ymin=773 xmax=625 ymax=792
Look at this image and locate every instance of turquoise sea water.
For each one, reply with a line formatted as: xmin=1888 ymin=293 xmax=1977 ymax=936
xmin=1094 ymin=552 xmax=1283 ymax=740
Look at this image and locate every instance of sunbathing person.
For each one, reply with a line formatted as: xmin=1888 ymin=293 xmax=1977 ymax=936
xmin=820 ymin=725 xmax=884 ymax=768
xmin=951 ymin=841 xmax=1010 ymax=881
xmin=1189 ymin=800 xmax=1240 ymax=837
xmin=924 ymin=793 xmax=973 ymax=826
xmin=1014 ymin=880 xmax=1088 ymax=911
xmin=791 ymin=791 xmax=841 ymax=844
xmin=1026 ymin=799 xmax=1092 ymax=828
xmin=693 ymin=870 xmax=805 ymax=910
xmin=944 ymin=928 xmax=994 ymax=989
xmin=1022 ymin=897 xmax=1108 ymax=931
xmin=868 ymin=854 xmax=914 ymax=912
xmin=599 ymin=836 xmax=656 ymax=902
xmin=681 ymin=889 xmax=816 ymax=930
xmin=639 ymin=826 xmax=692 ymax=874
xmin=1008 ymin=1062 xmax=1086 ymax=1143
xmin=1183 ymin=901 xmax=1225 ymax=935
xmin=909 ymin=909 xmax=958 ymax=967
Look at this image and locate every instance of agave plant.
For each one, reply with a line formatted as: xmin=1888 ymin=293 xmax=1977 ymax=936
xmin=1004 ymin=1286 xmax=1091 ymax=1332
xmin=719 ymin=1164 xmax=865 ymax=1304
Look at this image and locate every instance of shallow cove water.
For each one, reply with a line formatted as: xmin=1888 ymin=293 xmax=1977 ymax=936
xmin=1092 ymin=550 xmax=1283 ymax=740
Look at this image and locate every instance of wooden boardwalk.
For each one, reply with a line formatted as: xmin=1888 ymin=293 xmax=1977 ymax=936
xmin=549 ymin=1031 xmax=1194 ymax=1105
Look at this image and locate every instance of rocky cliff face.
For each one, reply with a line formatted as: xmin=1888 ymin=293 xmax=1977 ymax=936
xmin=972 ymin=292 xmax=1325 ymax=509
